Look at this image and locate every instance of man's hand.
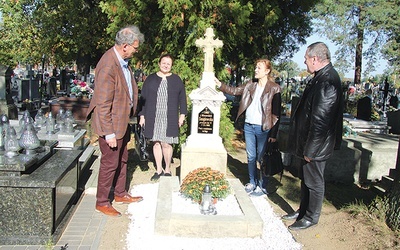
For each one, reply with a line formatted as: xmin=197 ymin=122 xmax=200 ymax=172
xmin=106 ymin=137 xmax=117 ymax=148
xmin=139 ymin=116 xmax=145 ymax=126
xmin=304 ymin=156 xmax=312 ymax=162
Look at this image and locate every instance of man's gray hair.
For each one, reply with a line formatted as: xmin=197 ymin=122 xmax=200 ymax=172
xmin=306 ymin=42 xmax=331 ymax=62
xmin=115 ymin=25 xmax=145 ymax=45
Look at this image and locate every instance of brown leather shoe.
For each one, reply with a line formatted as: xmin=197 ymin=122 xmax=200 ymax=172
xmin=95 ymin=204 xmax=121 ymax=217
xmin=114 ymin=194 xmax=144 ymax=204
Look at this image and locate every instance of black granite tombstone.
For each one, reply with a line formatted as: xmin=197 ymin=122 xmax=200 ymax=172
xmin=17 ymin=78 xmax=40 ymax=101
xmin=0 ymin=148 xmax=83 ymax=245
xmin=357 ymin=96 xmax=372 ymax=121
xmin=387 ymin=110 xmax=400 ymax=134
xmin=60 ymin=69 xmax=67 ymax=91
xmin=60 ymin=69 xmax=74 ymax=95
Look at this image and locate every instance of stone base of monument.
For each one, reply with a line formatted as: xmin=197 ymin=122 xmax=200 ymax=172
xmin=154 ymin=176 xmax=263 ymax=238
xmin=0 ymin=102 xmax=18 ymax=119
xmin=180 ymin=141 xmax=227 ymax=181
xmin=284 ymin=132 xmax=399 ymax=184
xmin=49 ymin=97 xmax=91 ymax=122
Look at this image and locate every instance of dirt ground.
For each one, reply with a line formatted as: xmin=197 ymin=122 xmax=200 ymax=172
xmin=96 ymin=138 xmax=400 ymax=250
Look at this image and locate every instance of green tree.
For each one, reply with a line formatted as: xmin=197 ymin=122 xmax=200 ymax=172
xmin=99 ymin=0 xmax=319 ymax=86
xmin=274 ymin=60 xmax=301 ymax=103
xmin=0 ymin=0 xmax=109 ymax=76
xmin=311 ymin=0 xmax=399 ymax=85
xmin=275 ymin=60 xmax=300 ymax=80
xmin=0 ymin=0 xmax=43 ymax=67
xmin=98 ymin=0 xmax=320 ymax=148
xmin=34 ymin=0 xmax=109 ymax=75
xmin=380 ymin=2 xmax=400 ymax=75
xmin=1 ymin=0 xmax=322 ymax=148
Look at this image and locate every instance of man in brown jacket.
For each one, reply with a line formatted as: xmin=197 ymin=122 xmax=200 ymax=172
xmin=87 ymin=25 xmax=145 ymax=217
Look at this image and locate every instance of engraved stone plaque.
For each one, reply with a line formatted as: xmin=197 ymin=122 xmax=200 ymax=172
xmin=197 ymin=107 xmax=214 ymax=134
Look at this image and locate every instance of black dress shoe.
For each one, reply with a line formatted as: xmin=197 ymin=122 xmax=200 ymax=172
xmin=281 ymin=210 xmax=299 ymax=221
xmin=288 ymin=218 xmax=316 ymax=230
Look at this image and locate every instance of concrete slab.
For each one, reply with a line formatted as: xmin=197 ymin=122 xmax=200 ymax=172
xmin=154 ymin=176 xmax=263 ymax=238
xmin=333 ymin=133 xmax=399 ymax=183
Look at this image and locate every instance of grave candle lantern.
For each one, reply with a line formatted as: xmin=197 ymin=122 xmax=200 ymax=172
xmin=19 ymin=123 xmax=40 ymax=155
xmin=200 ymin=184 xmax=216 ymax=215
xmin=46 ymin=112 xmax=55 ymax=134
xmin=4 ymin=126 xmax=21 ymax=157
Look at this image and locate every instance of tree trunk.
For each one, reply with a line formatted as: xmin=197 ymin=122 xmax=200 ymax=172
xmin=354 ymin=7 xmax=363 ymax=86
xmin=386 ymin=136 xmax=400 ymax=231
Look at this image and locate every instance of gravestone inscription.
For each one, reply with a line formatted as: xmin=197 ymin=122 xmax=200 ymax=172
xmin=198 ymin=107 xmax=214 ymax=134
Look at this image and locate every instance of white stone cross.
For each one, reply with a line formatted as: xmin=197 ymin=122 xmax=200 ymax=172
xmin=195 ymin=28 xmax=223 ymax=73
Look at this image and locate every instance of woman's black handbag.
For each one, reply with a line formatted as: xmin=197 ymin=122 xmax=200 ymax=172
xmin=261 ymin=141 xmax=284 ymax=180
xmin=134 ymin=124 xmax=149 ymax=161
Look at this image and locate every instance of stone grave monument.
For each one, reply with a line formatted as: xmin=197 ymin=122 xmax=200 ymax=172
xmin=12 ymin=65 xmax=39 ymax=102
xmin=0 ymin=65 xmax=18 ymax=119
xmin=180 ymin=28 xmax=227 ymax=181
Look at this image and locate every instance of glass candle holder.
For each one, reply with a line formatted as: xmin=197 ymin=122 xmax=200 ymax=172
xmin=5 ymin=126 xmax=21 ymax=158
xmin=1 ymin=114 xmax=10 ymax=137
xmin=199 ymin=185 xmax=216 ymax=215
xmin=19 ymin=110 xmax=34 ymax=129
xmin=0 ymin=114 xmax=9 ymax=125
xmin=64 ymin=110 xmax=75 ymax=133
xmin=34 ymin=108 xmax=46 ymax=128
xmin=56 ymin=108 xmax=66 ymax=132
xmin=19 ymin=123 xmax=41 ymax=155
xmin=46 ymin=112 xmax=56 ymax=134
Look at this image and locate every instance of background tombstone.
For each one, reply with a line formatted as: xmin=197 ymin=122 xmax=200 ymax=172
xmin=59 ymin=68 xmax=74 ymax=95
xmin=180 ymin=28 xmax=227 ymax=181
xmin=60 ymin=68 xmax=67 ymax=92
xmin=0 ymin=65 xmax=18 ymax=119
xmin=17 ymin=65 xmax=40 ymax=102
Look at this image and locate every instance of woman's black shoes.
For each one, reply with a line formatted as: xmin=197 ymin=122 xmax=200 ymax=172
xmin=150 ymin=171 xmax=172 ymax=181
xmin=150 ymin=172 xmax=163 ymax=181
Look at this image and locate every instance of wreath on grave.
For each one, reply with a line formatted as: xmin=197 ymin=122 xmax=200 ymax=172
xmin=179 ymin=167 xmax=231 ymax=203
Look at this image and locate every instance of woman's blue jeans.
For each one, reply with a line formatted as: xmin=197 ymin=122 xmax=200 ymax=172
xmin=244 ymin=123 xmax=269 ymax=188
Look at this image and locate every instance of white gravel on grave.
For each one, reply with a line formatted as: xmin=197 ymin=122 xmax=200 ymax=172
xmin=126 ymin=183 xmax=302 ymax=250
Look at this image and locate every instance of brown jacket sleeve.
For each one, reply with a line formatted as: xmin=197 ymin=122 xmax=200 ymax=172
xmin=86 ymin=48 xmax=138 ymax=139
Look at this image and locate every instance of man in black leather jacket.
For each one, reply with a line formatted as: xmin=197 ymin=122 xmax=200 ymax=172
xmin=283 ymin=42 xmax=344 ymax=230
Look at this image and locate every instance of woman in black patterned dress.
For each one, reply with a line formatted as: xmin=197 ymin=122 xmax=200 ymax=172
xmin=138 ymin=54 xmax=187 ymax=181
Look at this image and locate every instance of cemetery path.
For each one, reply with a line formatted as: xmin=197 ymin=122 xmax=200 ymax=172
xmin=94 ymin=139 xmax=399 ymax=250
